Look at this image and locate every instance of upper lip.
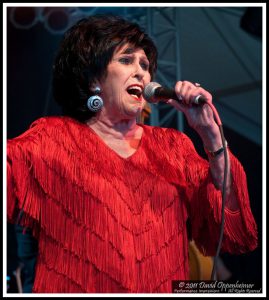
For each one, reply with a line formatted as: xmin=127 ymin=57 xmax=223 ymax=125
xmin=127 ymin=84 xmax=144 ymax=90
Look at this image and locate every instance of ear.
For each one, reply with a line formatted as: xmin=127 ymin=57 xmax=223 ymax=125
xmin=89 ymin=80 xmax=101 ymax=93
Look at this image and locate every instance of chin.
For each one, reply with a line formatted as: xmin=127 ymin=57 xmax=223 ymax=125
xmin=121 ymin=101 xmax=145 ymax=118
xmin=123 ymin=108 xmax=141 ymax=119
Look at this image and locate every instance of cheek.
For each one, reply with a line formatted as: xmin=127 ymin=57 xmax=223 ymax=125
xmin=102 ymin=76 xmax=123 ymax=98
xmin=145 ymin=73 xmax=152 ymax=84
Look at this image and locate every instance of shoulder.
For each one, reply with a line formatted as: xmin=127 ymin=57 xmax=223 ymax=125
xmin=29 ymin=115 xmax=79 ymax=132
xmin=7 ymin=116 xmax=83 ymax=154
xmin=8 ymin=116 xmax=80 ymax=141
xmin=141 ymin=124 xmax=190 ymax=144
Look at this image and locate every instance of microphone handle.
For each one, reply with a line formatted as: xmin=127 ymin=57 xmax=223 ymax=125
xmin=155 ymin=87 xmax=207 ymax=105
xmin=155 ymin=87 xmax=178 ymax=101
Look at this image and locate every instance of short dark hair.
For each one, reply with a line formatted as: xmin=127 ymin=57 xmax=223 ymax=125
xmin=52 ymin=14 xmax=158 ymax=122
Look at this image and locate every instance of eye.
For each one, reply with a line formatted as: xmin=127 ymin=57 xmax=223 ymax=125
xmin=140 ymin=61 xmax=149 ymax=71
xmin=119 ymin=57 xmax=132 ymax=64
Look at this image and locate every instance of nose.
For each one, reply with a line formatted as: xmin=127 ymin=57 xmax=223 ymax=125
xmin=133 ymin=62 xmax=146 ymax=81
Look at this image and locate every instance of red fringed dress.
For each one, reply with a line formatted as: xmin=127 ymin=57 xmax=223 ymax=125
xmin=7 ymin=116 xmax=257 ymax=293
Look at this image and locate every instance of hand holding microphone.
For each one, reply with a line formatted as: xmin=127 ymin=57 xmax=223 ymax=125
xmin=143 ymin=80 xmax=222 ymax=129
xmin=143 ymin=81 xmax=209 ymax=105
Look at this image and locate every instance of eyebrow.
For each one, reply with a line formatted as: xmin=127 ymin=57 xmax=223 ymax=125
xmin=122 ymin=47 xmax=135 ymax=54
xmin=121 ymin=47 xmax=149 ymax=61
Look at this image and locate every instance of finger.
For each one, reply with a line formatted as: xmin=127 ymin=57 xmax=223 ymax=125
xmin=175 ymin=81 xmax=213 ymax=104
xmin=193 ymin=87 xmax=213 ymax=104
xmin=182 ymin=81 xmax=203 ymax=105
xmin=186 ymin=87 xmax=205 ymax=104
xmin=180 ymin=81 xmax=193 ymax=104
xmin=185 ymin=85 xmax=199 ymax=103
xmin=174 ymin=81 xmax=183 ymax=101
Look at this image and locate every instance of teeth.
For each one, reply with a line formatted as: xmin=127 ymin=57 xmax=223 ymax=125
xmin=127 ymin=86 xmax=142 ymax=98
xmin=129 ymin=86 xmax=142 ymax=92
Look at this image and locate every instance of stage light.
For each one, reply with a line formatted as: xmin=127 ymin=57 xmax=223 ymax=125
xmin=9 ymin=7 xmax=38 ymax=29
xmin=43 ymin=8 xmax=71 ymax=34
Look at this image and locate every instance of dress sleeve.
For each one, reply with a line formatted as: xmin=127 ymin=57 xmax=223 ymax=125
xmin=180 ymin=133 xmax=258 ymax=256
xmin=6 ymin=120 xmax=46 ymax=237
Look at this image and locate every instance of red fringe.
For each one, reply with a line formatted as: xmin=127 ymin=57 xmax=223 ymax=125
xmin=184 ymin=146 xmax=258 ymax=256
xmin=7 ymin=116 xmax=258 ymax=292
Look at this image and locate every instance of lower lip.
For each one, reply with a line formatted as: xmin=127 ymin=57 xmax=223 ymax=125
xmin=130 ymin=95 xmax=142 ymax=102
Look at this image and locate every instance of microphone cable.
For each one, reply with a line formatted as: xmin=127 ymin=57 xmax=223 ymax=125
xmin=203 ymin=101 xmax=229 ymax=281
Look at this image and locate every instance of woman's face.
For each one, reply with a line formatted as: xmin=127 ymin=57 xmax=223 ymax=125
xmin=98 ymin=44 xmax=151 ymax=120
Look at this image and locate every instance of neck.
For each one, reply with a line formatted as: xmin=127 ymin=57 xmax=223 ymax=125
xmin=86 ymin=115 xmax=139 ymax=140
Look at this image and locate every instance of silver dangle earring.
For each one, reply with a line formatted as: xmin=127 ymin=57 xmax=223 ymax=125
xmin=87 ymin=86 xmax=103 ymax=112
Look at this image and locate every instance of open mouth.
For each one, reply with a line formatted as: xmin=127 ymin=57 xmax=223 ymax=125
xmin=127 ymin=85 xmax=143 ymax=100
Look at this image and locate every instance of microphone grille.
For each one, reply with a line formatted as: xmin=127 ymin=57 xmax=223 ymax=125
xmin=143 ymin=82 xmax=161 ymax=103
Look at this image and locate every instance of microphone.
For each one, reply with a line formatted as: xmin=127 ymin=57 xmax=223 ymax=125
xmin=143 ymin=82 xmax=207 ymax=105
